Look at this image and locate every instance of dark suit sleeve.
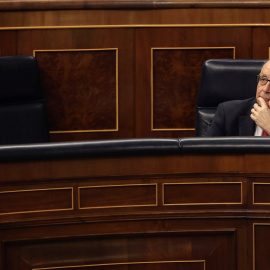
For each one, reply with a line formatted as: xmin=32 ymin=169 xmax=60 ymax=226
xmin=206 ymin=103 xmax=226 ymax=136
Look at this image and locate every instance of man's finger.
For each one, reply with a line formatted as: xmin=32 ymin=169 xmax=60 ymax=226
xmin=258 ymin=97 xmax=267 ymax=108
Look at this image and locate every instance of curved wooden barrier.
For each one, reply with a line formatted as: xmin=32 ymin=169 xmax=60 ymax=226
xmin=0 ymin=137 xmax=270 ymax=270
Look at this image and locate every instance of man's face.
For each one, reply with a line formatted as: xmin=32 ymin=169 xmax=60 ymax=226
xmin=256 ymin=61 xmax=270 ymax=108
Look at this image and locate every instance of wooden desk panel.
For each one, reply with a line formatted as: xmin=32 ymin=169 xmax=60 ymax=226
xmin=0 ymin=152 xmax=267 ymax=270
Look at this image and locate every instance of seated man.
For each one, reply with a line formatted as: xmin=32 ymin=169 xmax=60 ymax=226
xmin=207 ymin=60 xmax=270 ymax=136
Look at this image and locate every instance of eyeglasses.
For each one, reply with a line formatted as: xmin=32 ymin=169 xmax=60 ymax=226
xmin=257 ymin=74 xmax=270 ymax=85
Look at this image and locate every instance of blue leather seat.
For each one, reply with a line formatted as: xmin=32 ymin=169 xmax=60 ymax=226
xmin=0 ymin=55 xmax=50 ymax=144
xmin=195 ymin=59 xmax=265 ymax=136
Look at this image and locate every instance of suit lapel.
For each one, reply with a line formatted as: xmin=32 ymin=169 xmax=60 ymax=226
xmin=239 ymin=97 xmax=256 ymax=136
xmin=239 ymin=115 xmax=255 ymax=136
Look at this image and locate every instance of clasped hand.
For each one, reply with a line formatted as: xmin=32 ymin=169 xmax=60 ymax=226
xmin=250 ymin=97 xmax=270 ymax=134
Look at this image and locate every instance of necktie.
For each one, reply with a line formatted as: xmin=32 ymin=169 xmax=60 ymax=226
xmin=262 ymin=130 xmax=269 ymax=136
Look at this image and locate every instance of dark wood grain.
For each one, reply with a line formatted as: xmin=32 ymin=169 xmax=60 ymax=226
xmin=0 ymin=151 xmax=265 ymax=270
xmin=135 ymin=27 xmax=250 ymax=138
xmin=253 ymin=224 xmax=270 ymax=270
xmin=36 ymin=50 xmax=117 ymax=132
xmin=0 ymin=188 xmax=72 ymax=214
xmin=0 ymin=1 xmax=269 ymax=141
xmin=163 ymin=182 xmax=242 ymax=205
xmin=152 ymin=48 xmax=234 ymax=130
xmin=79 ymin=184 xmax=157 ymax=208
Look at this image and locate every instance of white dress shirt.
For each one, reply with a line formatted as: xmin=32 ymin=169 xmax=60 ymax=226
xmin=254 ymin=125 xmax=263 ymax=136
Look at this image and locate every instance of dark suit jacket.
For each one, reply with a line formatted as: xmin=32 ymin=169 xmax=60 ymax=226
xmin=206 ymin=97 xmax=256 ymax=136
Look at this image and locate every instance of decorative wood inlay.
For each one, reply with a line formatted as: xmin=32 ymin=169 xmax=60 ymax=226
xmin=151 ymin=47 xmax=235 ymax=131
xmin=33 ymin=260 xmax=205 ymax=270
xmin=163 ymin=182 xmax=242 ymax=205
xmin=0 ymin=187 xmax=73 ymax=215
xmin=34 ymin=49 xmax=118 ymax=134
xmin=253 ymin=183 xmax=270 ymax=204
xmin=253 ymin=223 xmax=270 ymax=270
xmin=79 ymin=184 xmax=157 ymax=209
xmin=5 ymin=228 xmax=234 ymax=270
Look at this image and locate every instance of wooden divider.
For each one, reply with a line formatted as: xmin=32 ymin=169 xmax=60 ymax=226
xmin=0 ymin=152 xmax=269 ymax=270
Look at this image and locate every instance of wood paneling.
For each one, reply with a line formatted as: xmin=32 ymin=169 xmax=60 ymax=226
xmin=4 ymin=230 xmax=234 ymax=270
xmin=35 ymin=49 xmax=118 ymax=132
xmin=163 ymin=182 xmax=242 ymax=205
xmin=1 ymin=5 xmax=269 ymax=141
xmin=0 ymin=188 xmax=73 ymax=215
xmin=135 ymin=27 xmax=251 ymax=137
xmin=1 ymin=2 xmax=269 ymax=141
xmin=79 ymin=184 xmax=157 ymax=209
xmin=1 ymin=9 xmax=270 ymax=27
xmin=253 ymin=224 xmax=270 ymax=270
xmin=0 ymin=154 xmax=245 ymax=182
xmin=14 ymin=28 xmax=134 ymax=140
xmin=152 ymin=47 xmax=234 ymax=131
xmin=0 ymin=151 xmax=267 ymax=270
xmin=2 ymin=3 xmax=270 ymax=269
xmin=253 ymin=182 xmax=270 ymax=205
xmin=0 ymin=31 xmax=16 ymax=56
xmin=252 ymin=27 xmax=270 ymax=59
